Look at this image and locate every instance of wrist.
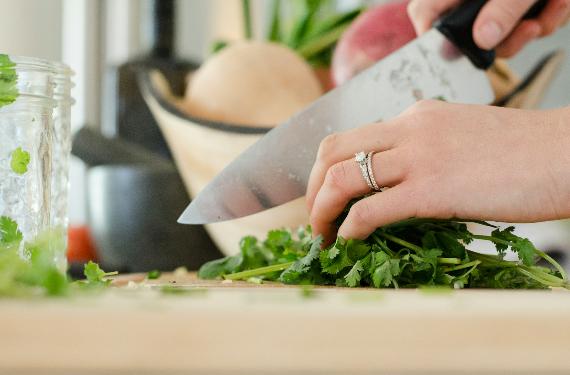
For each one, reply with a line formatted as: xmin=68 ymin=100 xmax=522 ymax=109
xmin=548 ymin=106 xmax=570 ymax=218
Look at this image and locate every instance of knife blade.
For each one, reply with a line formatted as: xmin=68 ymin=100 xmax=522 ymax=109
xmin=179 ymin=0 xmax=546 ymax=225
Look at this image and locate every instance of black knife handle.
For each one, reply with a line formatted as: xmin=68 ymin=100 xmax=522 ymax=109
xmin=435 ymin=0 xmax=547 ymax=70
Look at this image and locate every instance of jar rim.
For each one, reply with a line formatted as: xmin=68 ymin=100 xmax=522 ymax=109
xmin=7 ymin=55 xmax=73 ymax=76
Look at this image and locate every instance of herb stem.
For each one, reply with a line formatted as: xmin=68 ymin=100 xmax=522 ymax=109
xmin=223 ymin=262 xmax=293 ymax=280
xmin=378 ymin=233 xmax=423 ymax=253
xmin=438 ymin=258 xmax=462 ymax=265
xmin=472 ymin=234 xmax=509 ymax=246
xmin=473 ymin=234 xmax=567 ymax=280
xmin=520 ymin=266 xmax=566 ymax=285
xmin=517 ymin=268 xmax=562 ymax=288
xmin=443 ymin=260 xmax=482 ymax=272
xmin=534 ymin=248 xmax=568 ymax=281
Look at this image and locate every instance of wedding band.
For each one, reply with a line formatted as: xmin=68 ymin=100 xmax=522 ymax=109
xmin=366 ymin=152 xmax=381 ymax=192
xmin=355 ymin=151 xmax=375 ymax=191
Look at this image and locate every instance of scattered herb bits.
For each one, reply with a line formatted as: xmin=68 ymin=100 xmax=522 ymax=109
xmin=147 ymin=270 xmax=162 ymax=280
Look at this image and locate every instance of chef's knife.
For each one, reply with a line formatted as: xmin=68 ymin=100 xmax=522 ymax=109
xmin=180 ymin=0 xmax=547 ymax=224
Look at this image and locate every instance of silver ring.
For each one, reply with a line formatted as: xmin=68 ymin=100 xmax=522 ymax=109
xmin=355 ymin=151 xmax=375 ymax=191
xmin=366 ymin=152 xmax=381 ymax=192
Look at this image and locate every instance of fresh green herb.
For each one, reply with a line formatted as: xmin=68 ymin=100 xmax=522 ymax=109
xmin=10 ymin=147 xmax=30 ymax=175
xmin=147 ymin=270 xmax=162 ymax=280
xmin=0 ymin=217 xmax=117 ymax=297
xmin=0 ymin=54 xmax=19 ymax=108
xmin=199 ymin=219 xmax=569 ymax=290
xmin=210 ymin=40 xmax=229 ymax=54
xmin=82 ymin=261 xmax=118 ymax=286
xmin=0 ymin=216 xmax=23 ymax=244
xmin=247 ymin=276 xmax=263 ymax=285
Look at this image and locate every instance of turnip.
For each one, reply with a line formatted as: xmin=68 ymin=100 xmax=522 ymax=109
xmin=184 ymin=41 xmax=323 ymax=127
xmin=332 ymin=0 xmax=416 ymax=86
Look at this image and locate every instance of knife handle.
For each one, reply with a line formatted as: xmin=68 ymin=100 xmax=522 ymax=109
xmin=435 ymin=0 xmax=548 ymax=70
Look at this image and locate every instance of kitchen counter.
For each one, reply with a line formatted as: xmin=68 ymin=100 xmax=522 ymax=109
xmin=1 ymin=272 xmax=570 ymax=375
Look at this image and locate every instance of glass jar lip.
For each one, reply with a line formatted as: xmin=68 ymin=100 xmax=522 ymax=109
xmin=8 ymin=55 xmax=74 ymax=77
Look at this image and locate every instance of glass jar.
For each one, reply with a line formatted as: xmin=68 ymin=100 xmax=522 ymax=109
xmin=0 ymin=55 xmax=73 ymax=272
xmin=50 ymin=62 xmax=74 ymax=269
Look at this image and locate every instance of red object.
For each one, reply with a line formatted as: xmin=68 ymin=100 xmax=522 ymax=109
xmin=67 ymin=226 xmax=99 ymax=263
xmin=332 ymin=0 xmax=417 ymax=86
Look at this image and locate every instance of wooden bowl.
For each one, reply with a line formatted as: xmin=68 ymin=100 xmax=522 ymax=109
xmin=139 ymin=70 xmax=308 ymax=256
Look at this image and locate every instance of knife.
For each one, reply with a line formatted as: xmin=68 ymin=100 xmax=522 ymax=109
xmin=179 ymin=0 xmax=547 ymax=225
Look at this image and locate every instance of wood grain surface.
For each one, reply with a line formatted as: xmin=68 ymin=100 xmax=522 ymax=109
xmin=1 ymin=272 xmax=569 ymax=375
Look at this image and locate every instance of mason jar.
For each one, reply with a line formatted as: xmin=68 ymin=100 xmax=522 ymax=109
xmin=0 ymin=54 xmax=72 ymax=271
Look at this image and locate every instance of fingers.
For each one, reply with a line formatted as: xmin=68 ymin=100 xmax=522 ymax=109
xmin=536 ymin=0 xmax=570 ymax=36
xmin=487 ymin=0 xmax=570 ymax=57
xmin=306 ymin=122 xmax=401 ymax=213
xmin=309 ymin=150 xmax=406 ymax=244
xmin=338 ymin=185 xmax=416 ymax=240
xmin=407 ymin=0 xmax=461 ymax=35
xmin=473 ymin=0 xmax=537 ymax=50
xmin=496 ymin=20 xmax=542 ymax=57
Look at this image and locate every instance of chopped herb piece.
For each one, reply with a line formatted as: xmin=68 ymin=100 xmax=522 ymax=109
xmin=147 ymin=270 xmax=161 ymax=280
xmin=10 ymin=147 xmax=30 ymax=175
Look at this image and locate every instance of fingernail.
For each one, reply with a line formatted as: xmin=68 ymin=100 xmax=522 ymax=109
xmin=477 ymin=21 xmax=503 ymax=49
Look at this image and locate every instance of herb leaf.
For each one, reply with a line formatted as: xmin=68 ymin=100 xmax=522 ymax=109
xmin=0 ymin=216 xmax=23 ymax=244
xmin=0 ymin=54 xmax=19 ymax=108
xmin=10 ymin=147 xmax=30 ymax=175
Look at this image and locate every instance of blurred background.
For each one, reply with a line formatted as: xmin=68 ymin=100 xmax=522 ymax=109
xmin=1 ymin=0 xmax=568 ymax=274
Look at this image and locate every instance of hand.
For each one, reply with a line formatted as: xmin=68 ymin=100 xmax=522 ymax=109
xmin=306 ymin=101 xmax=570 ymax=244
xmin=407 ymin=0 xmax=570 ymax=57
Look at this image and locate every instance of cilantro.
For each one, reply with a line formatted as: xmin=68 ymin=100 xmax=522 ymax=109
xmin=10 ymin=147 xmax=30 ymax=175
xmin=199 ymin=217 xmax=569 ymax=290
xmin=0 ymin=216 xmax=23 ymax=244
xmin=83 ymin=261 xmax=117 ymax=286
xmin=147 ymin=270 xmax=161 ymax=280
xmin=0 ymin=216 xmax=117 ymax=297
xmin=370 ymin=251 xmax=401 ymax=288
xmin=344 ymin=260 xmax=364 ymax=287
xmin=0 ymin=54 xmax=19 ymax=108
xmin=320 ymin=237 xmax=354 ymax=274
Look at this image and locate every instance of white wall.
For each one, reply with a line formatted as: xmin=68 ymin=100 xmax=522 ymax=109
xmin=0 ymin=0 xmax=62 ymax=60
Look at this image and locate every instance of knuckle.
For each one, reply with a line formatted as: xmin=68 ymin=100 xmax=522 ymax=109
xmin=403 ymin=102 xmax=443 ymax=132
xmin=406 ymin=99 xmax=439 ymax=114
xmin=490 ymin=2 xmax=523 ymax=29
xmin=317 ymin=133 xmax=340 ymax=163
xmin=407 ymin=0 xmax=420 ymax=17
xmin=324 ymin=162 xmax=350 ymax=193
xmin=540 ymin=23 xmax=556 ymax=36
xmin=349 ymin=200 xmax=373 ymax=226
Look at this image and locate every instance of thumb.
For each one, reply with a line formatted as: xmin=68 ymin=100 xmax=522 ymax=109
xmin=473 ymin=0 xmax=538 ymax=50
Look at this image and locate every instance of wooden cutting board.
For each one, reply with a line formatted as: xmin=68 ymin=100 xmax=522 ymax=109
xmin=1 ymin=271 xmax=570 ymax=374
